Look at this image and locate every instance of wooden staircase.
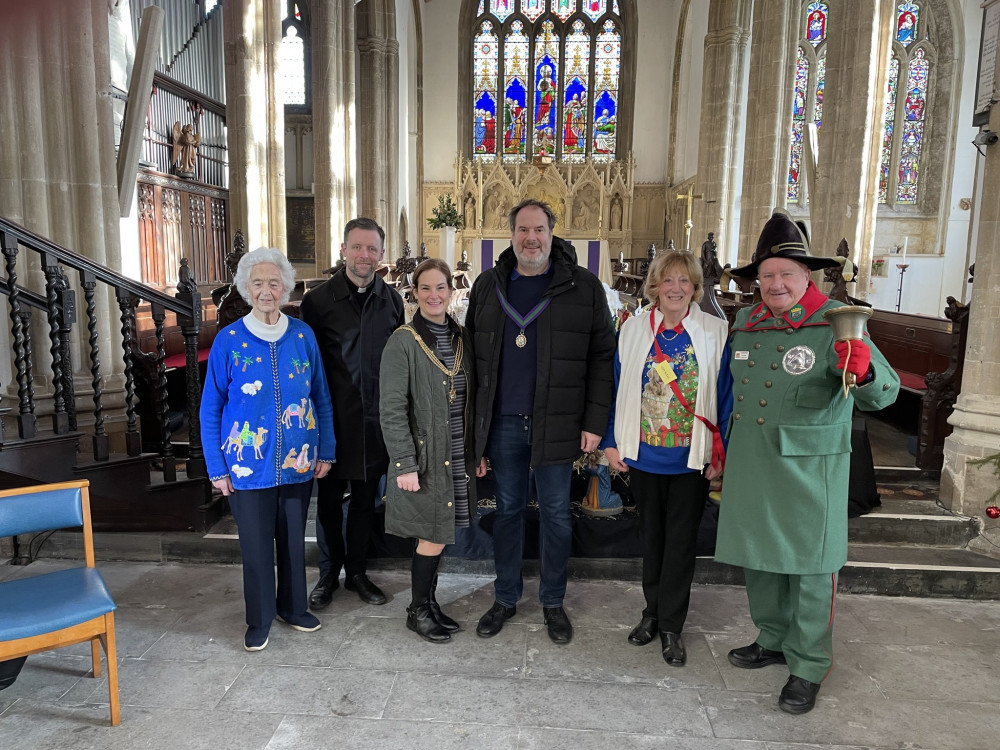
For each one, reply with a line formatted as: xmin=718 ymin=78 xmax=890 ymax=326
xmin=0 ymin=217 xmax=223 ymax=532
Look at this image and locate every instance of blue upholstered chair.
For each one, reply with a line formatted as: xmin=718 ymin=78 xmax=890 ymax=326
xmin=0 ymin=480 xmax=120 ymax=725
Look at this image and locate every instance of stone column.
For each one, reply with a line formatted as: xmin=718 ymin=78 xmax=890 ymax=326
xmin=312 ymin=0 xmax=356 ymax=271
xmin=807 ymin=0 xmax=889 ymax=280
xmin=692 ymin=0 xmax=752 ymax=254
xmin=940 ymin=40 xmax=1000 ymax=550
xmin=0 ymin=0 xmax=124 ymax=405
xmin=223 ymin=0 xmax=285 ymax=251
xmin=735 ymin=0 xmax=797 ymax=264
xmin=356 ymin=0 xmax=399 ymax=249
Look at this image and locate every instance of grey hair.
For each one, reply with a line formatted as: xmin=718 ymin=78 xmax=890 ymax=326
xmin=234 ymin=247 xmax=296 ymax=306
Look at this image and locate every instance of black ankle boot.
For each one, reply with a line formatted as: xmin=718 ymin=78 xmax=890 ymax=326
xmin=408 ymin=551 xmax=451 ymax=643
xmin=429 ymin=573 xmax=460 ymax=632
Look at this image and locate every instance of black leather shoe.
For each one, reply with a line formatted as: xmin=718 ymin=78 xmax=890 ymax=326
xmin=345 ymin=573 xmax=387 ymax=605
xmin=308 ymin=573 xmax=339 ymax=610
xmin=476 ymin=601 xmax=516 ymax=638
xmin=543 ymin=606 xmax=573 ymax=644
xmin=627 ymin=616 xmax=658 ymax=646
xmin=728 ymin=642 xmax=787 ymax=669
xmin=406 ymin=603 xmax=451 ymax=643
xmin=778 ymin=675 xmax=821 ymax=714
xmin=660 ymin=631 xmax=686 ymax=666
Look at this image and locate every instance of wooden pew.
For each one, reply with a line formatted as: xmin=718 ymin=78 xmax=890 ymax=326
xmin=866 ymin=301 xmax=969 ymax=470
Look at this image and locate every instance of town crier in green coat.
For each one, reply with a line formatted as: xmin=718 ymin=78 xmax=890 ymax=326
xmin=715 ymin=209 xmax=900 ymax=715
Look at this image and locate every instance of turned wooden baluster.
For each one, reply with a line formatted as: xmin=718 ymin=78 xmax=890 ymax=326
xmin=81 ymin=271 xmax=109 ymax=460
xmin=56 ymin=271 xmax=78 ymax=431
xmin=116 ymin=287 xmax=141 ymax=456
xmin=151 ymin=303 xmax=176 ymax=481
xmin=176 ymin=258 xmax=206 ymax=478
xmin=42 ymin=253 xmax=69 ymax=433
xmin=1 ymin=230 xmax=36 ymax=438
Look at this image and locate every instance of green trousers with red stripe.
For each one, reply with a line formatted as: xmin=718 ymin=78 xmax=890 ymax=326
xmin=743 ymin=569 xmax=837 ymax=684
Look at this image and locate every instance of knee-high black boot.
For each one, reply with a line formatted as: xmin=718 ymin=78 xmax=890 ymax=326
xmin=407 ymin=551 xmax=451 ymax=643
xmin=429 ymin=571 xmax=461 ymax=632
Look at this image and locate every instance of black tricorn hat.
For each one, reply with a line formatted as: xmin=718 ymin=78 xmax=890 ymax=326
xmin=730 ymin=208 xmax=842 ymax=278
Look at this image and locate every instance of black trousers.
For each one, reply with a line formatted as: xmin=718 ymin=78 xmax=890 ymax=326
xmin=228 ymin=482 xmax=312 ymax=628
xmin=315 ymin=476 xmax=381 ymax=578
xmin=629 ymin=468 xmax=708 ymax=633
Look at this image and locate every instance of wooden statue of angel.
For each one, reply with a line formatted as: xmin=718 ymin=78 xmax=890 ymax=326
xmin=172 ymin=121 xmax=200 ymax=178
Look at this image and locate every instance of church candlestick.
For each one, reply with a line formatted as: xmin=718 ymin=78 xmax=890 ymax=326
xmin=895 ymin=263 xmax=909 ymax=312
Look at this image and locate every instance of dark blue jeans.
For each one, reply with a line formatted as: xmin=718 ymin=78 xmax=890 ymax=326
xmin=487 ymin=415 xmax=573 ymax=608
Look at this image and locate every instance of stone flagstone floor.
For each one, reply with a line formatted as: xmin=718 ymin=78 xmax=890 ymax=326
xmin=2 ymin=560 xmax=1000 ymax=749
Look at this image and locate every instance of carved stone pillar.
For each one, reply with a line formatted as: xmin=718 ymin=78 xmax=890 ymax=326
xmin=940 ymin=44 xmax=1000 ymax=552
xmin=312 ymin=0 xmax=357 ymax=270
xmin=807 ymin=0 xmax=890 ymax=281
xmin=0 ymin=0 xmax=123 ymax=400
xmin=736 ymin=0 xmax=797 ymax=265
xmin=356 ymin=0 xmax=399 ymax=250
xmin=692 ymin=0 xmax=752 ymax=254
xmin=223 ymin=0 xmax=286 ymax=251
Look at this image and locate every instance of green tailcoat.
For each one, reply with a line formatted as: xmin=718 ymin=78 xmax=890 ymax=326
xmin=715 ymin=289 xmax=900 ymax=574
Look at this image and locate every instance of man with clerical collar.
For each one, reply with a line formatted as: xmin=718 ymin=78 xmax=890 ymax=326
xmin=715 ymin=209 xmax=899 ymax=714
xmin=465 ymin=198 xmax=616 ymax=644
xmin=300 ymin=218 xmax=404 ymax=608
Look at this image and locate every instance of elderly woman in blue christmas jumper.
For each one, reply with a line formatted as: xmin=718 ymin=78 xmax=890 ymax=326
xmin=201 ymin=247 xmax=336 ymax=652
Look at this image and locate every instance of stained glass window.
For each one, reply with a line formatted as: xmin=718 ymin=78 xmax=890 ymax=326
xmin=787 ymin=2 xmax=828 ymax=203
xmin=555 ymin=0 xmax=576 ymax=23
xmin=584 ymin=1 xmax=607 ymax=23
xmin=470 ymin=0 xmax=625 ymax=162
xmin=562 ymin=20 xmax=590 ymax=162
xmin=522 ymin=0 xmax=544 ymax=23
xmin=805 ymin=2 xmax=827 ymax=47
xmin=878 ymin=3 xmax=932 ymax=206
xmin=896 ymin=2 xmax=918 ymax=47
xmin=473 ymin=21 xmax=500 ymax=161
xmin=503 ymin=21 xmax=530 ymax=162
xmin=592 ymin=20 xmax=620 ymax=162
xmin=877 ymin=57 xmax=899 ymax=203
xmin=490 ymin=0 xmax=513 ymax=23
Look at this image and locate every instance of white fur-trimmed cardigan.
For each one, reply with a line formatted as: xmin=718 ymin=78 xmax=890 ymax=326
xmin=612 ymin=303 xmax=729 ymax=471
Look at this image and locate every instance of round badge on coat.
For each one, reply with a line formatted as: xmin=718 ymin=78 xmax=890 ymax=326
xmin=782 ymin=345 xmax=816 ymax=375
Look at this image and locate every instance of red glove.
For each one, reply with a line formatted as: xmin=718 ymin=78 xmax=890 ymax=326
xmin=834 ymin=339 xmax=871 ymax=379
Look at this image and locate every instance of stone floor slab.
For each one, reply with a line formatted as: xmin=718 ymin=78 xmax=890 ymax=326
xmin=265 ymin=715 xmax=520 ymax=749
xmin=384 ymin=672 xmax=715 ymax=737
xmin=217 ymin=665 xmax=397 ymax=718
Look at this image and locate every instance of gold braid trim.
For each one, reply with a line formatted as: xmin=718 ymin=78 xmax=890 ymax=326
xmin=398 ymin=325 xmax=464 ymax=378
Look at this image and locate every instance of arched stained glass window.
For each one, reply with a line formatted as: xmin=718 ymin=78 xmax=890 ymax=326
xmin=787 ymin=3 xmax=827 ymax=204
xmin=473 ymin=21 xmax=500 ymax=161
xmin=878 ymin=2 xmax=933 ymax=205
xmin=562 ymin=20 xmax=590 ymax=162
xmin=503 ymin=21 xmax=530 ymax=161
xmin=467 ymin=0 xmax=629 ymax=163
xmin=279 ymin=1 xmax=309 ymax=109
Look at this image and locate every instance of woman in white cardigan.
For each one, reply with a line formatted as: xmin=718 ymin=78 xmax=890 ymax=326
xmin=601 ymin=250 xmax=733 ymax=666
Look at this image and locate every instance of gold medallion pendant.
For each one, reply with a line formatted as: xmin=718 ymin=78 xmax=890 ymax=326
xmin=515 ymin=331 xmax=527 ymax=348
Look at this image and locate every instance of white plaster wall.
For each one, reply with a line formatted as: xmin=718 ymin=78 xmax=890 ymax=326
xmin=421 ymin=0 xmax=677 ymax=183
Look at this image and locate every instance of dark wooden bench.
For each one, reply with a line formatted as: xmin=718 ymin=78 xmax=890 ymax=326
xmin=866 ymin=301 xmax=969 ymax=470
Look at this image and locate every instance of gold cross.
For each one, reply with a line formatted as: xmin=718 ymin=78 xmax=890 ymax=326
xmin=675 ymin=184 xmax=703 ymax=250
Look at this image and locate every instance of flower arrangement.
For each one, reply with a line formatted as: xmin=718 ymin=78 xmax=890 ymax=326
xmin=427 ymin=193 xmax=464 ymax=230
xmin=871 ymin=258 xmax=886 ymax=276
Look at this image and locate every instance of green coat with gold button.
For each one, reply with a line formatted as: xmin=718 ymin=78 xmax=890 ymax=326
xmin=379 ymin=314 xmax=477 ymax=545
xmin=715 ymin=285 xmax=900 ymax=574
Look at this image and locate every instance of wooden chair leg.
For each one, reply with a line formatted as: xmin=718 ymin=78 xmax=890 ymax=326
xmin=90 ymin=638 xmax=103 ymax=678
xmin=103 ymin=612 xmax=121 ymax=726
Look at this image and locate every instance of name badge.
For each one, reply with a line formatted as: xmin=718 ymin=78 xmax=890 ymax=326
xmin=654 ymin=361 xmax=677 ymax=384
xmin=734 ymin=351 xmax=750 ymax=360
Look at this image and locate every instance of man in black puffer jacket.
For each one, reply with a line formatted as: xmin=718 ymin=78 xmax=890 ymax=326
xmin=466 ymin=199 xmax=615 ymax=645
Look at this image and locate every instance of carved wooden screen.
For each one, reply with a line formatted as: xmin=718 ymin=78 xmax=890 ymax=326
xmin=137 ymin=176 xmax=228 ymax=289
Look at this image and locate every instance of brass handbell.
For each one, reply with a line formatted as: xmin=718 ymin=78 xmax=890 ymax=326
xmin=823 ymin=305 xmax=873 ymax=398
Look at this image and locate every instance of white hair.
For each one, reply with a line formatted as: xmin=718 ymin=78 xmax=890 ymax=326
xmin=234 ymin=247 xmax=296 ymax=305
